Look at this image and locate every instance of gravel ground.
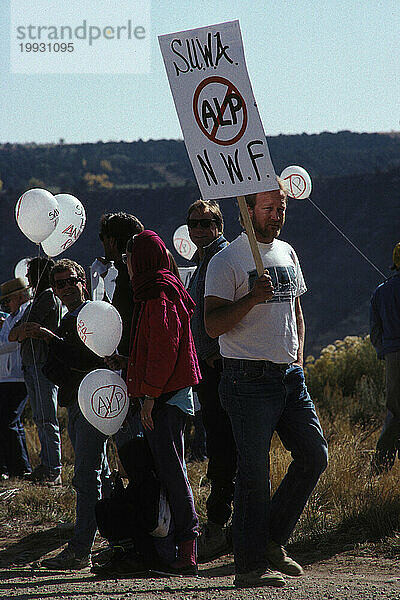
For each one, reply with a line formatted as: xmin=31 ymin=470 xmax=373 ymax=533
xmin=0 ymin=550 xmax=399 ymax=600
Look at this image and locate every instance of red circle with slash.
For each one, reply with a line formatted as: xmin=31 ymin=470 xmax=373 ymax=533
xmin=193 ymin=76 xmax=248 ymax=146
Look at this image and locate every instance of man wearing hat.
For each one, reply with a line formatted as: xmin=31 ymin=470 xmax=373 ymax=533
xmin=0 ymin=278 xmax=32 ymax=478
xmin=370 ymin=242 xmax=400 ymax=473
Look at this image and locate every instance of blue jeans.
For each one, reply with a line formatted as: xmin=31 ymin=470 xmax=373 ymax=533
xmin=219 ymin=360 xmax=328 ymax=574
xmin=145 ymin=404 xmax=199 ymax=544
xmin=67 ymin=402 xmax=111 ymax=555
xmin=196 ymin=358 xmax=236 ymax=526
xmin=0 ymin=382 xmax=31 ymax=476
xmin=23 ymin=363 xmax=61 ymax=474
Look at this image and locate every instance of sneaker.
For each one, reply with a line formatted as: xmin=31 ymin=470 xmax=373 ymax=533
xmin=0 ymin=473 xmax=9 ymax=482
xmin=24 ymin=465 xmax=62 ymax=486
xmin=234 ymin=568 xmax=286 ymax=588
xmin=41 ymin=547 xmax=91 ymax=570
xmin=197 ymin=521 xmax=229 ymax=562
xmin=266 ymin=540 xmax=304 ymax=576
xmin=91 ymin=545 xmax=116 ymax=566
xmin=91 ymin=548 xmax=147 ymax=578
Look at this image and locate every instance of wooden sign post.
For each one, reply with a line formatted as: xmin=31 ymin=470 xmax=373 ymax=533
xmin=237 ymin=196 xmax=264 ymax=276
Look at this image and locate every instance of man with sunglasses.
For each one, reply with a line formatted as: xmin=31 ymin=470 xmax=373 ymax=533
xmin=186 ymin=200 xmax=236 ymax=562
xmin=20 ymin=259 xmax=109 ymax=570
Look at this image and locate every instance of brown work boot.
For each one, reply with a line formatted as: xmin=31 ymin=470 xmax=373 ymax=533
xmin=266 ymin=540 xmax=304 ymax=576
xmin=234 ymin=568 xmax=285 ymax=588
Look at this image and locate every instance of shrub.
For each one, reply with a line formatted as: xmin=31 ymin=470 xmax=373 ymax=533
xmin=305 ymin=336 xmax=386 ymax=430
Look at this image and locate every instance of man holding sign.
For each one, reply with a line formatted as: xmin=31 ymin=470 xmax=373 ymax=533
xmin=160 ymin=20 xmax=327 ymax=586
xmin=204 ymin=183 xmax=328 ymax=588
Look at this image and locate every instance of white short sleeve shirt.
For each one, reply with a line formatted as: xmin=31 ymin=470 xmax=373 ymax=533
xmin=205 ymin=233 xmax=306 ymax=363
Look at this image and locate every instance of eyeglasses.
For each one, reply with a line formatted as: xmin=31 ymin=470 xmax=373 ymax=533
xmin=54 ymin=276 xmax=82 ymax=289
xmin=187 ymin=219 xmax=217 ymax=229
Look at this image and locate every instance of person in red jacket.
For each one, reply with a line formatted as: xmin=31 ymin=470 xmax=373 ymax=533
xmin=108 ymin=230 xmax=201 ymax=575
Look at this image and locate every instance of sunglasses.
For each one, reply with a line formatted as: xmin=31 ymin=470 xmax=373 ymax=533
xmin=54 ymin=276 xmax=82 ymax=289
xmin=187 ymin=219 xmax=217 ymax=229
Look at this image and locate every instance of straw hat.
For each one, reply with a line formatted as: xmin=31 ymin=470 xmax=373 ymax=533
xmin=0 ymin=277 xmax=30 ymax=302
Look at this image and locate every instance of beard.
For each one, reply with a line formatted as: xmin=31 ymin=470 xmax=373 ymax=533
xmin=252 ymin=221 xmax=282 ymax=242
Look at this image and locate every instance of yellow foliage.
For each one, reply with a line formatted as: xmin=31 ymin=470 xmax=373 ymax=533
xmin=83 ymin=172 xmax=113 ymax=189
xmin=28 ymin=177 xmax=45 ymax=188
xmin=100 ymin=159 xmax=112 ymax=172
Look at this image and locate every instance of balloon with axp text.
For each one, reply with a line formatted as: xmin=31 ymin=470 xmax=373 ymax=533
xmin=173 ymin=225 xmax=196 ymax=260
xmin=280 ymin=166 xmax=312 ymax=200
xmin=41 ymin=194 xmax=86 ymax=257
xmin=78 ymin=369 xmax=129 ymax=435
xmin=76 ymin=301 xmax=122 ymax=357
xmin=15 ymin=188 xmax=59 ymax=244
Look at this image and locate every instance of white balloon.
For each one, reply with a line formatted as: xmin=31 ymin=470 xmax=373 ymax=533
xmin=78 ymin=369 xmax=129 ymax=435
xmin=76 ymin=301 xmax=122 ymax=357
xmin=14 ymin=258 xmax=30 ymax=286
xmin=41 ymin=194 xmax=86 ymax=257
xmin=15 ymin=188 xmax=59 ymax=244
xmin=280 ymin=166 xmax=312 ymax=200
xmin=173 ymin=225 xmax=196 ymax=260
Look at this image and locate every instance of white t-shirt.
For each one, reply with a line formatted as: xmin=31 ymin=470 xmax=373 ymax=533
xmin=205 ymin=233 xmax=306 ymax=363
xmin=90 ymin=259 xmax=118 ymax=302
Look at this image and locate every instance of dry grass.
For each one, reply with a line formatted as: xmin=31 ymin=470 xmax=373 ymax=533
xmin=1 ymin=335 xmax=399 ymax=554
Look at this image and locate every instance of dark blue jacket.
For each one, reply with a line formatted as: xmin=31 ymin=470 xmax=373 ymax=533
xmin=188 ymin=235 xmax=228 ymax=360
xmin=370 ymin=272 xmax=400 ymax=357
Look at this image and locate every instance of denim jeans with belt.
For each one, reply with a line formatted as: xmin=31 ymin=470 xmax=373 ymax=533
xmin=219 ymin=360 xmax=328 ymax=574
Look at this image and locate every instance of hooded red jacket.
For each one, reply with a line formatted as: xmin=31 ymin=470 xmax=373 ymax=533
xmin=126 ymin=295 xmax=200 ymax=399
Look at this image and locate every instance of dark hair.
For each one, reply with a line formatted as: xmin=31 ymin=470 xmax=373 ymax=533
xmin=126 ymin=235 xmax=135 ymax=254
xmin=100 ymin=212 xmax=144 ymax=253
xmin=187 ymin=199 xmax=223 ymax=230
xmin=49 ymin=258 xmax=87 ymax=288
xmin=27 ymin=257 xmax=55 ymax=295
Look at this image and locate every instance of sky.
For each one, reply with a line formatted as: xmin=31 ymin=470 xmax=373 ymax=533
xmin=0 ymin=0 xmax=399 ymax=144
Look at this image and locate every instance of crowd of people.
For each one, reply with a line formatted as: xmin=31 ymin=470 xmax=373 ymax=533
xmin=0 ymin=182 xmax=397 ymax=588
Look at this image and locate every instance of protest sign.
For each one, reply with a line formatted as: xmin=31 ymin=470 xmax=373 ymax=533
xmin=159 ymin=20 xmax=278 ymax=201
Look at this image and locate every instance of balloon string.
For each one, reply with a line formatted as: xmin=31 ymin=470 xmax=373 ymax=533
xmin=307 ymin=197 xmax=386 ymax=279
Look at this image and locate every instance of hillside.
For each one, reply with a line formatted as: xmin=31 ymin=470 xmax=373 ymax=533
xmin=1 ymin=132 xmax=399 ymax=354
xmin=0 ymin=131 xmax=400 ymax=194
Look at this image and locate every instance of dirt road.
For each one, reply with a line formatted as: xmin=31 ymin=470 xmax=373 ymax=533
xmin=1 ymin=542 xmax=399 ymax=600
